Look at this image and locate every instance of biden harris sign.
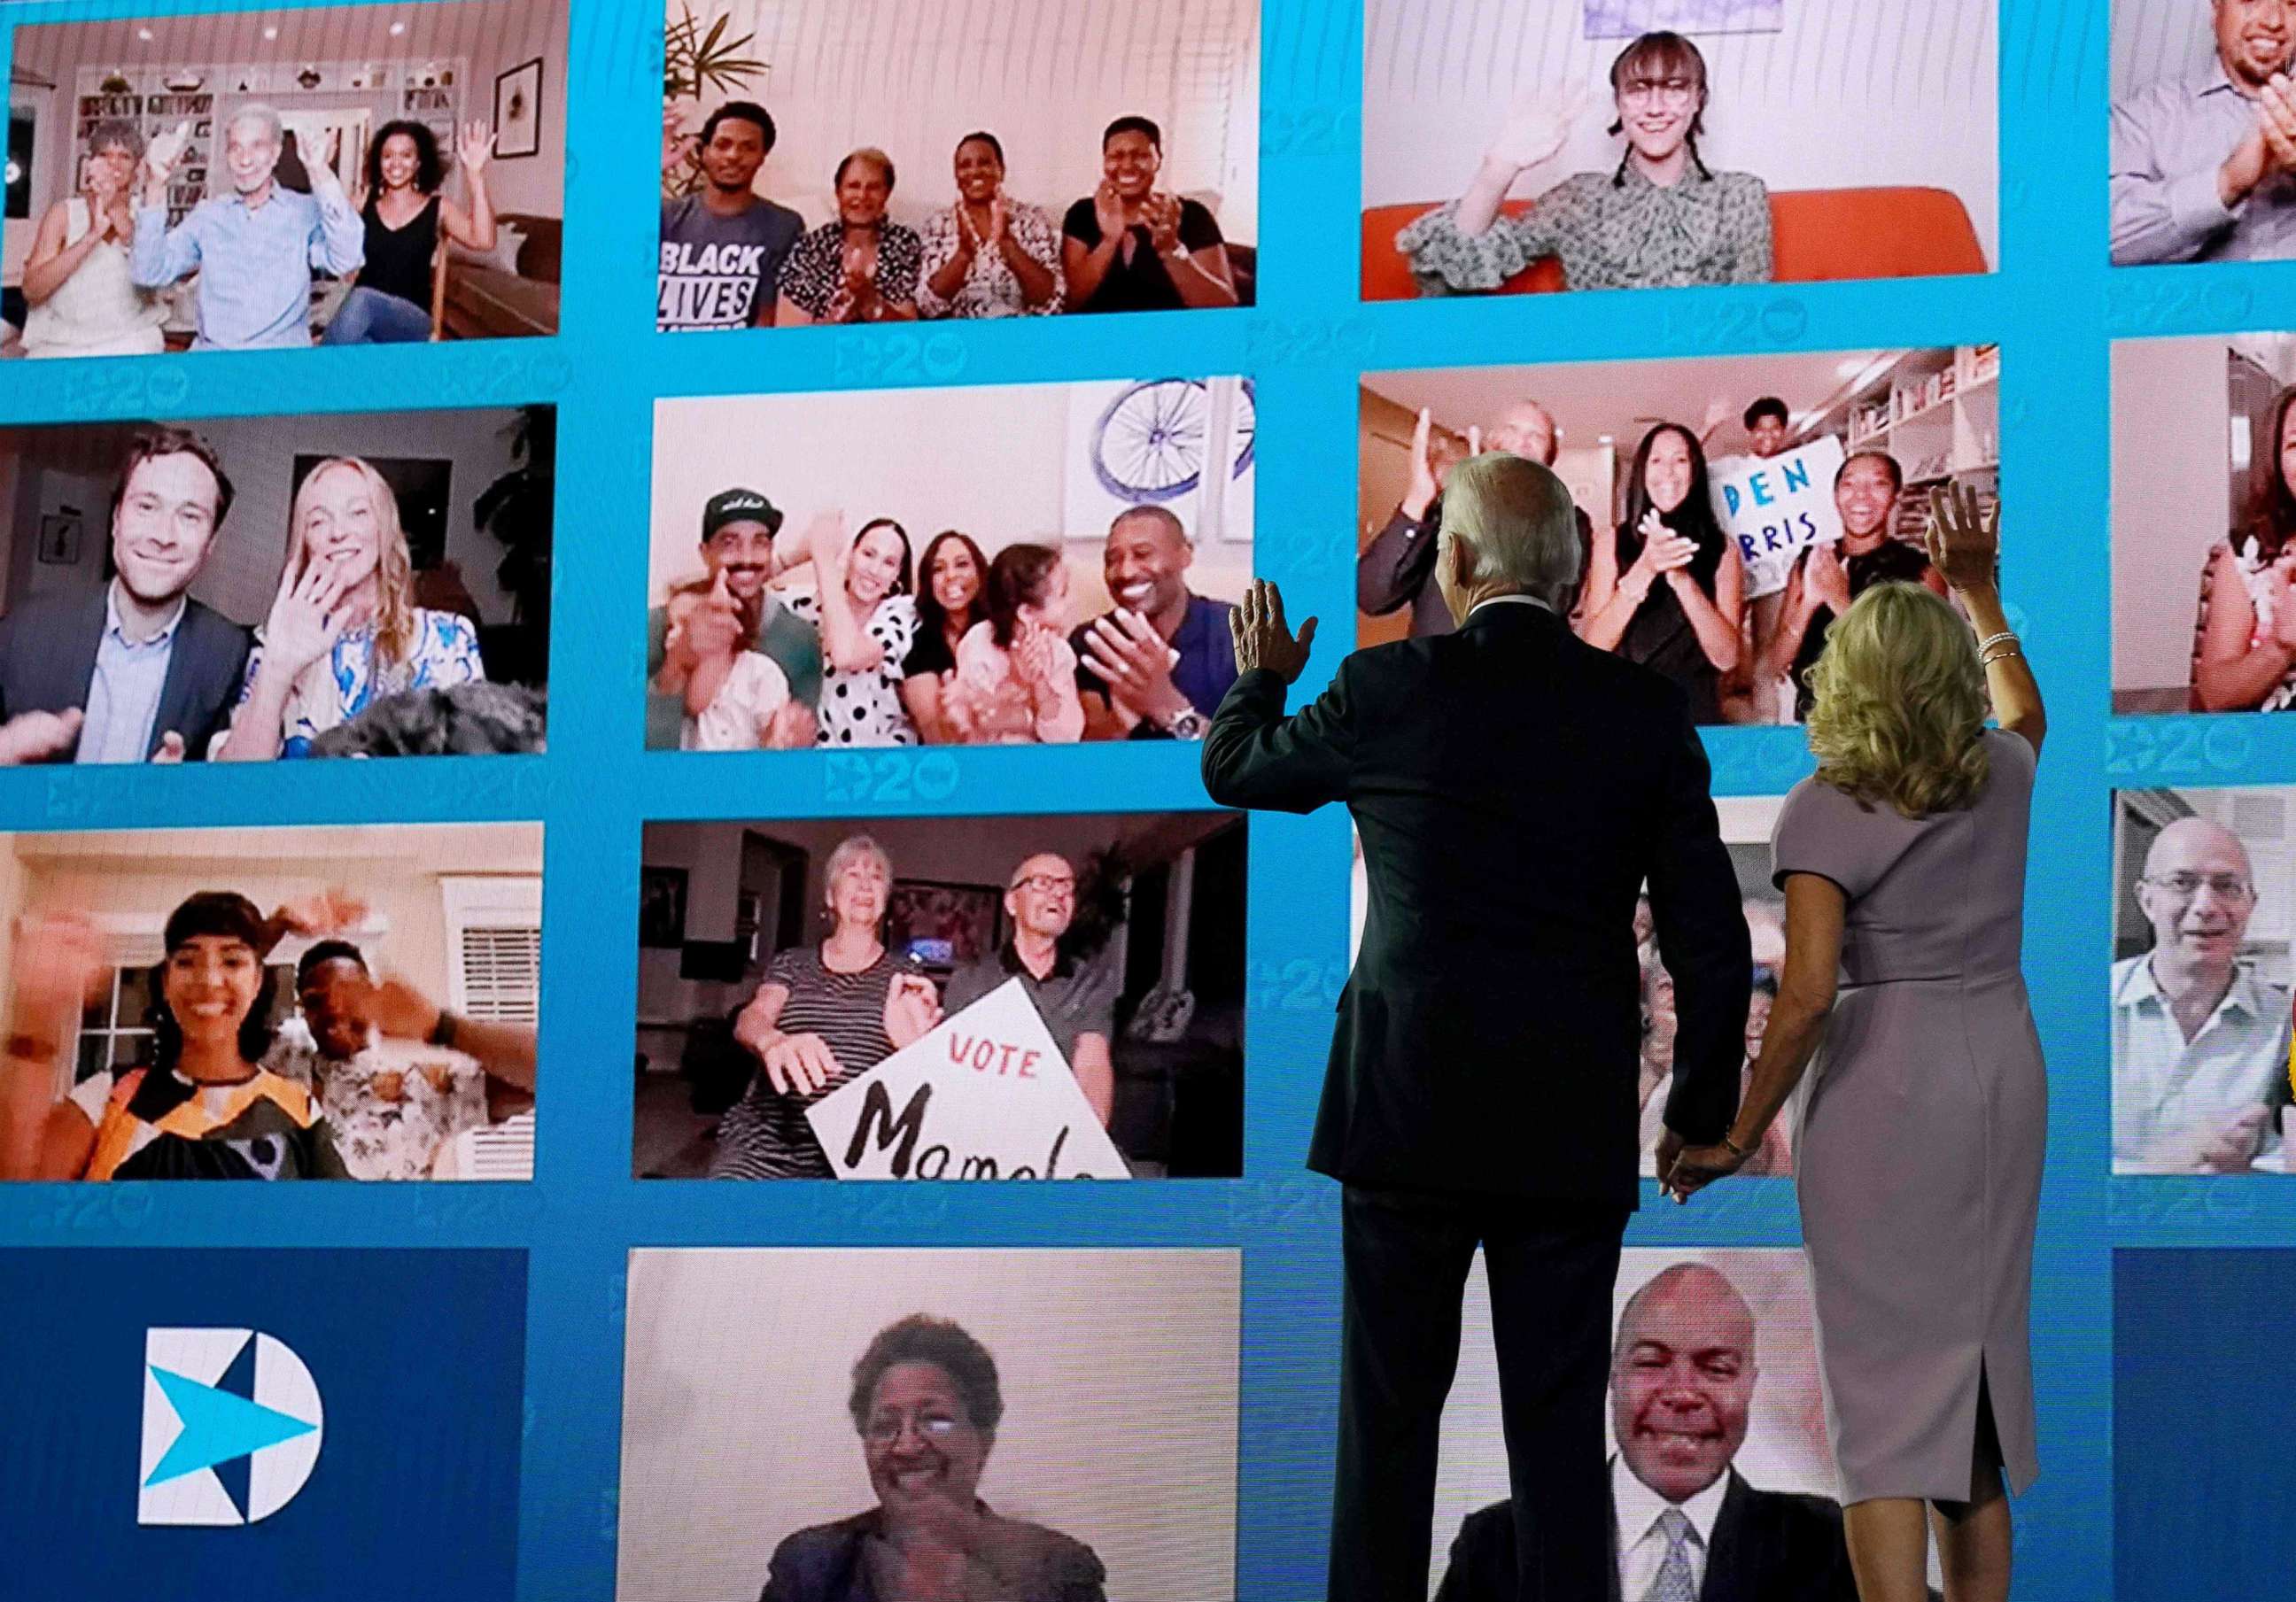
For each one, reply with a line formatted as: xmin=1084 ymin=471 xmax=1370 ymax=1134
xmin=1710 ymin=435 xmax=1847 ymax=600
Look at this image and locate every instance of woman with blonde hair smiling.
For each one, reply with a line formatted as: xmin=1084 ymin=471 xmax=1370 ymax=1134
xmin=214 ymin=456 xmax=485 ymax=759
xmin=1666 ymin=484 xmax=2045 ymax=1602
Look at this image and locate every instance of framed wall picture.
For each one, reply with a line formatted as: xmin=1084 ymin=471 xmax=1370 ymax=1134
xmin=36 ymin=510 xmax=82 ymax=566
xmin=493 ymin=56 xmax=543 ymax=159
xmin=638 ymin=866 xmax=687 ymax=949
xmin=887 ymin=879 xmax=1003 ymax=975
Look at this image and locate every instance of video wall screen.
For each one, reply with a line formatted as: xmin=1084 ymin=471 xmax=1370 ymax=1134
xmin=0 ymin=1 xmax=2282 ymax=1598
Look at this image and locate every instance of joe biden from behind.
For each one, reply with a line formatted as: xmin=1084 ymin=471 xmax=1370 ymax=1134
xmin=1204 ymin=453 xmax=1750 ymax=1602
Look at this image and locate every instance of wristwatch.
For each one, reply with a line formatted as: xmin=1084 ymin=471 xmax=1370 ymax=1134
xmin=1166 ymin=708 xmax=1209 ymax=740
xmin=428 ymin=1009 xmax=461 ymax=1049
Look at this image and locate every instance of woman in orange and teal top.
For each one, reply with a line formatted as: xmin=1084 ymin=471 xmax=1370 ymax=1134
xmin=0 ymin=892 xmax=347 ymax=1180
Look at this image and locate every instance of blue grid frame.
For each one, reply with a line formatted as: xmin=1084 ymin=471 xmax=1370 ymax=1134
xmin=0 ymin=0 xmax=2282 ymax=1596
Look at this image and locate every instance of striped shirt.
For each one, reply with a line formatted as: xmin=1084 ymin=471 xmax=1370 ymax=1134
xmin=710 ymin=945 xmax=898 ymax=1180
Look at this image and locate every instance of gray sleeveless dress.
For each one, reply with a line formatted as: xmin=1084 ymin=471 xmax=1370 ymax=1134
xmin=1769 ymin=729 xmax=2045 ymax=1503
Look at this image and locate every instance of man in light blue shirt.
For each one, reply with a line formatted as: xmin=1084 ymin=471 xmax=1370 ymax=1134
xmin=2112 ymin=0 xmax=2296 ymax=264
xmin=2110 ymin=816 xmax=2292 ymax=1172
xmin=130 ymin=103 xmax=363 ymax=349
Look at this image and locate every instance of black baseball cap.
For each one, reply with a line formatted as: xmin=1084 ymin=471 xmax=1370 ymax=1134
xmin=702 ymin=488 xmax=783 ymax=541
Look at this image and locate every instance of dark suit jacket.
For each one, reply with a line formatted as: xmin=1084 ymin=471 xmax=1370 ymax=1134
xmin=1203 ymin=602 xmax=1747 ymax=1204
xmin=0 ymin=588 xmax=248 ymax=762
xmin=1358 ymin=499 xmax=1595 ymax=639
xmin=1433 ymin=1471 xmax=1861 ymax=1602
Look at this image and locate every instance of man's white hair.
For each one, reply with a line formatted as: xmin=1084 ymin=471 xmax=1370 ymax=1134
xmin=227 ymin=103 xmax=284 ymax=146
xmin=1441 ymin=453 xmax=1582 ymax=610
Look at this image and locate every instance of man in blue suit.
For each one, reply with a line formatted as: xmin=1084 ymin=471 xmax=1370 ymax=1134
xmin=0 ymin=427 xmax=250 ymax=763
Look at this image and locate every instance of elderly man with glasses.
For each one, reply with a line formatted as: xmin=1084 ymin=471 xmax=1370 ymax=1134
xmin=2112 ymin=816 xmax=2293 ymax=1172
xmin=941 ymin=852 xmax=1116 ymax=1126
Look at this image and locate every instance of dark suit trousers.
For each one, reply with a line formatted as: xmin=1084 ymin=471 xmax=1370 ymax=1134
xmin=1332 ymin=1185 xmax=1630 ymax=1602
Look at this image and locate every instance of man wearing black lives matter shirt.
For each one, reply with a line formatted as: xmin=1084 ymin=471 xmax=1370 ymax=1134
xmin=659 ymin=102 xmax=804 ymax=331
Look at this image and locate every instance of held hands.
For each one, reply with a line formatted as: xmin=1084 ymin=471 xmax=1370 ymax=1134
xmin=456 ymin=120 xmax=495 ymax=174
xmin=1229 ymin=579 xmax=1318 ymax=685
xmin=1661 ymin=1130 xmax=1751 ymax=1201
xmin=1482 ymin=88 xmax=1593 ymax=174
xmin=1921 ymin=481 xmax=2000 ymax=595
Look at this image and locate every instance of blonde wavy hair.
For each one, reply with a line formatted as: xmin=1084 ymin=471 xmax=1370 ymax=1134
xmin=1804 ymin=582 xmax=1990 ymax=817
xmin=288 ymin=457 xmax=416 ymax=673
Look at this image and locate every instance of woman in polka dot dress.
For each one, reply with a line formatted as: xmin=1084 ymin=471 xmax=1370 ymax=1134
xmin=786 ymin=512 xmax=922 ymax=746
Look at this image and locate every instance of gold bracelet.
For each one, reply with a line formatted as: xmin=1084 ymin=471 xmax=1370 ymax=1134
xmin=1719 ymin=1133 xmax=1750 ymax=1162
xmin=1981 ymin=645 xmax=2024 ymax=665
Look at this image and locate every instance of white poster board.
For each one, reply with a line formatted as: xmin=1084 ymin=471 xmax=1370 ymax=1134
xmin=807 ymin=979 xmax=1131 ymax=1181
xmin=1709 ymin=436 xmax=1847 ymax=600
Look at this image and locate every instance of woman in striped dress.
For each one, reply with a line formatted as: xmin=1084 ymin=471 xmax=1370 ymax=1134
xmin=712 ymin=835 xmax=942 ymax=1179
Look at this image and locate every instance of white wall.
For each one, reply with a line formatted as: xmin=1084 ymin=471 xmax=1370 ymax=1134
xmin=4 ymin=2 xmax=568 ymax=280
xmin=1429 ymin=1248 xmax=1839 ymax=1600
xmin=1362 ymin=0 xmax=1998 ymax=267
xmin=5 ymin=822 xmax=542 ymax=997
xmin=2113 ymin=0 xmax=2231 ymax=99
xmin=673 ymin=0 xmax=1260 ymax=244
xmin=618 ymin=1247 xmax=1242 ymax=1602
xmin=0 ymin=406 xmax=528 ymax=630
xmin=649 ymin=381 xmax=1254 ymax=621
xmin=2112 ymin=337 xmax=2231 ymax=696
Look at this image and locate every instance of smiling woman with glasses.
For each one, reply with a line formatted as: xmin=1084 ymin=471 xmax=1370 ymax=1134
xmin=1397 ymin=30 xmax=1773 ymax=294
xmin=757 ymin=1314 xmax=1108 ymax=1601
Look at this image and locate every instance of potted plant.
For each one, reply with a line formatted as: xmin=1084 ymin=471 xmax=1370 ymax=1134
xmin=663 ymin=4 xmax=769 ymax=199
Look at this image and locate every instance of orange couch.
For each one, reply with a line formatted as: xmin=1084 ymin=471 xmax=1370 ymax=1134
xmin=1360 ymin=186 xmax=1987 ymax=299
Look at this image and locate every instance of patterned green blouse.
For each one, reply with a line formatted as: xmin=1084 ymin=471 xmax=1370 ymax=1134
xmin=1398 ymin=164 xmax=1772 ymax=293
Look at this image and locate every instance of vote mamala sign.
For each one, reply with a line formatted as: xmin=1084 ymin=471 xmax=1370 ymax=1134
xmin=807 ymin=979 xmax=1130 ymax=1180
xmin=1708 ymin=435 xmax=1846 ymax=600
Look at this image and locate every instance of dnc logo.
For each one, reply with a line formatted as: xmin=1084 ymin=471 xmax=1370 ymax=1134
xmin=139 ymin=1327 xmax=323 ymax=1526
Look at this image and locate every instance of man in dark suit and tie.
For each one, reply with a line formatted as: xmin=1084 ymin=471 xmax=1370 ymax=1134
xmin=1205 ymin=453 xmax=1749 ymax=1601
xmin=1434 ymin=1262 xmax=1862 ymax=1602
xmin=0 ymin=427 xmax=250 ymax=764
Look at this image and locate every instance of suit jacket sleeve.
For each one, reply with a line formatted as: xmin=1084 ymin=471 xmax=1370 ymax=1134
xmin=1357 ymin=506 xmax=1439 ymax=616
xmin=1648 ymin=696 xmax=1750 ymax=1145
xmin=1201 ymin=662 xmax=1357 ymax=815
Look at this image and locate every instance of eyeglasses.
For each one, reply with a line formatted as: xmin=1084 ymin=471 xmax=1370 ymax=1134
xmin=1011 ymin=874 xmax=1075 ymax=895
xmin=1620 ymin=78 xmax=1698 ymax=107
xmin=863 ymin=1410 xmax=967 ymax=1444
xmin=2142 ymin=872 xmax=2255 ymax=902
